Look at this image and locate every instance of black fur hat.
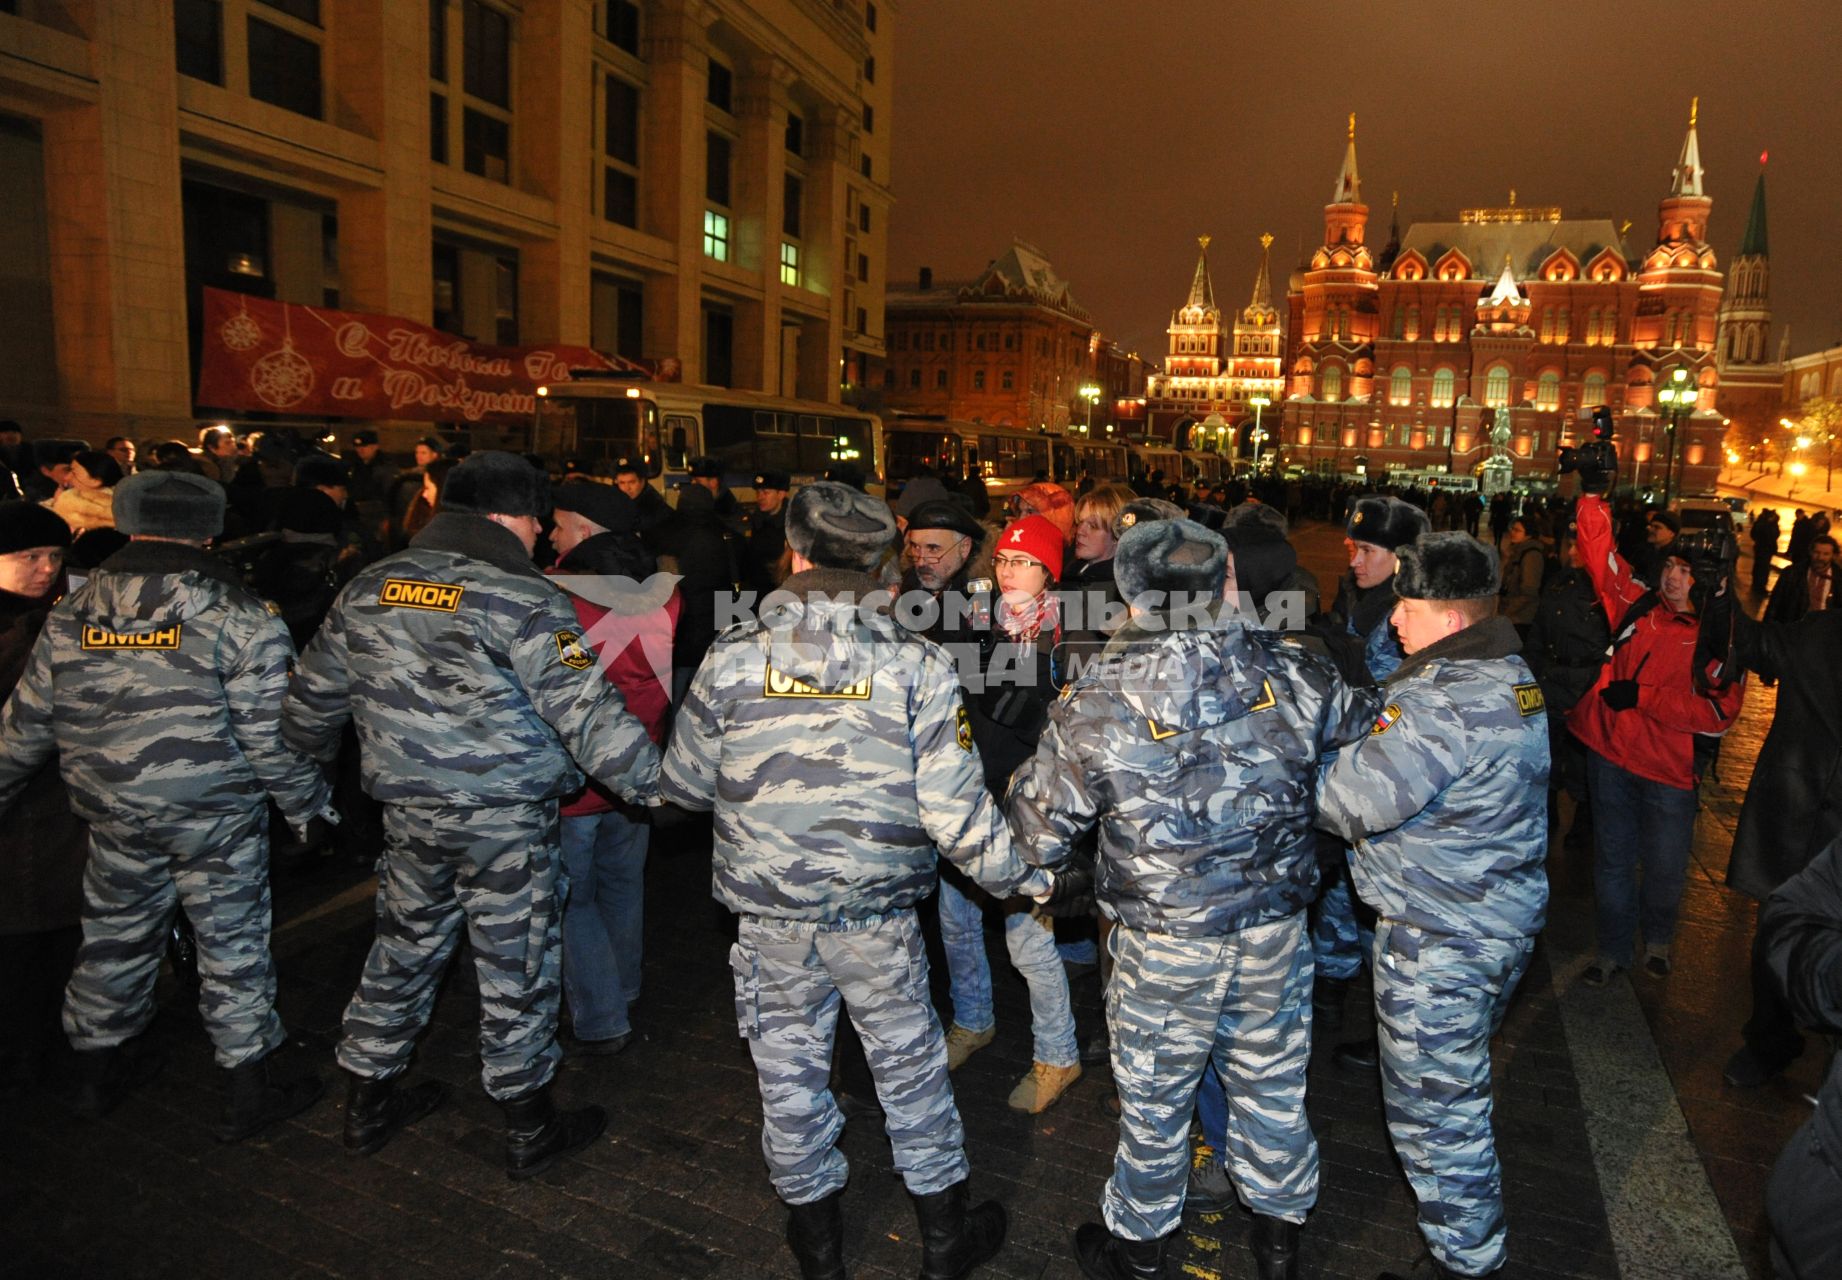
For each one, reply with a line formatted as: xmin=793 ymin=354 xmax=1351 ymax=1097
xmin=440 ymin=450 xmax=551 ymax=518
xmin=1393 ymin=532 xmax=1501 ymax=600
xmin=1111 ymin=498 xmax=1187 ymax=540
xmin=1116 ymin=517 xmax=1227 ymax=605
xmin=785 ymin=481 xmax=896 ymax=572
xmin=1222 ymin=525 xmax=1298 ymax=602
xmin=1345 ymin=496 xmax=1429 ymax=551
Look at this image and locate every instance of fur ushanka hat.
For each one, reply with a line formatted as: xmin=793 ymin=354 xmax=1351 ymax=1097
xmin=1392 ymin=531 xmax=1501 ymax=600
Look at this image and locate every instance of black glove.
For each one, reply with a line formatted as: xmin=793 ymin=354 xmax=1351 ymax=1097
xmin=1598 ymin=679 xmax=1640 ymax=712
xmin=1040 ymin=865 xmax=1094 ymax=910
xmin=297 ymin=814 xmax=335 ymax=851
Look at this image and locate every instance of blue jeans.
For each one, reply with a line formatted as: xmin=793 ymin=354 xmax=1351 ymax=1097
xmin=1585 ymin=750 xmax=1698 ymax=968
xmin=560 ymin=810 xmax=648 ymax=1040
xmin=935 ymin=874 xmax=1078 ymax=1068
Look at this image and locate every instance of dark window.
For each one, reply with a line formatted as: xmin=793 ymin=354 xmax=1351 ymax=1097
xmin=430 ymin=93 xmax=448 ymax=163
xmin=858 ymin=204 xmax=870 ymax=233
xmin=603 ymin=169 xmax=637 ymax=227
xmin=857 ymin=253 xmax=868 ymax=281
xmin=463 ymin=108 xmax=509 ymax=181
xmin=432 ymin=244 xmax=462 ymax=334
xmin=857 ymin=307 xmax=868 ymax=334
xmin=615 ymin=280 xmax=643 ymax=361
xmin=866 ymin=2 xmax=877 ymax=31
xmin=429 ymin=0 xmax=446 ymax=80
xmin=175 ymin=0 xmax=223 ymax=84
xmin=785 ymin=113 xmax=803 ymax=156
xmin=973 ymin=370 xmax=986 ymax=390
xmin=860 ymin=154 xmax=871 ymax=179
xmin=706 ymin=132 xmax=731 ymax=206
xmin=704 ymin=307 xmax=734 ymax=388
xmin=494 ymin=257 xmax=517 ymax=345
xmin=909 ymin=368 xmax=921 ymax=389
xmin=862 ymin=103 xmax=873 ymax=133
xmin=782 ymin=174 xmax=802 ymax=237
xmin=247 ymin=18 xmax=321 ymax=119
xmin=601 ymin=0 xmax=639 ymax=54
xmin=462 ymin=0 xmax=510 ymax=108
xmin=864 ymin=55 xmax=874 ymax=83
xmin=258 ymin=0 xmax=320 ymax=22
xmin=604 ymin=75 xmax=638 ymax=163
xmin=706 ymin=59 xmax=732 ymax=112
xmin=935 ymin=369 xmax=947 ymax=389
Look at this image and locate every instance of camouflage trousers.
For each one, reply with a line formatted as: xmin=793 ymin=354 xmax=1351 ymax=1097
xmin=730 ymin=907 xmax=969 ymax=1205
xmin=1103 ymin=912 xmax=1318 ymax=1241
xmin=64 ymin=804 xmax=286 ymax=1069
xmin=1372 ymin=919 xmax=1533 ymax=1277
xmin=1310 ymin=851 xmax=1372 ymax=982
xmin=337 ymin=801 xmax=564 ymax=1103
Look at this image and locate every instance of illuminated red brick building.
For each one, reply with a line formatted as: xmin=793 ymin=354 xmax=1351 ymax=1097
xmin=1281 ymin=107 xmax=1731 ymax=496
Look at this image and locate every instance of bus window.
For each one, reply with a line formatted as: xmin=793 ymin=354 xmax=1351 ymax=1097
xmin=886 ymin=430 xmax=957 ymax=483
xmin=659 ymin=413 xmax=688 ymax=472
xmin=1052 ymin=442 xmax=1077 ymax=482
xmin=826 ymin=417 xmax=871 ymax=470
xmin=565 ymin=396 xmax=648 ymax=472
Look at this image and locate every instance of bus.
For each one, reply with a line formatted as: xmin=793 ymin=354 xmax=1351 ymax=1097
xmin=883 ymin=416 xmax=1056 ymax=504
xmin=528 ymin=376 xmax=880 ymax=498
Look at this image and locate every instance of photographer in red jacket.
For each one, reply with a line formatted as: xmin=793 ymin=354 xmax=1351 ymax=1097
xmin=1565 ymin=425 xmax=1744 ymax=985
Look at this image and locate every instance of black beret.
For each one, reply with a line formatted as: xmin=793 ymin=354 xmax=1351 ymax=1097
xmin=293 ymin=453 xmax=348 ymax=489
xmin=785 ymin=481 xmax=896 ymax=572
xmin=1648 ymin=509 xmax=1680 ymax=534
xmin=1346 ymin=496 xmax=1430 ymax=551
xmin=902 ymin=498 xmax=982 ymax=539
xmin=754 ymin=469 xmax=791 ymax=491
xmin=688 ymin=455 xmax=724 ymax=479
xmin=1112 ymin=498 xmax=1186 ymax=540
xmin=1393 ymin=532 xmax=1501 ymax=600
xmin=416 ymin=434 xmax=447 ymax=451
xmin=440 ymin=450 xmax=551 ymax=518
xmin=0 ymin=500 xmax=74 ymax=555
xmin=612 ymin=456 xmax=645 ymax=477
xmin=349 ymin=429 xmax=379 ymax=446
xmin=552 ymin=478 xmax=640 ymax=535
xmin=114 ymin=470 xmax=226 ymax=540
xmin=1116 ymin=517 xmax=1227 ymax=605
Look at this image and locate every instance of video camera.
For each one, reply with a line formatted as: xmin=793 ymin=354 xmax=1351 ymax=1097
xmin=1557 ymin=405 xmax=1619 ymax=493
xmin=1671 ymin=527 xmax=1740 ymax=586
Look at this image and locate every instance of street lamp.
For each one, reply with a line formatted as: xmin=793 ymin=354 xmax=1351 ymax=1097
xmin=1249 ymin=392 xmax=1271 ymax=474
xmin=1654 ymin=366 xmax=1693 ymax=507
xmin=1079 ymin=384 xmax=1102 ymax=438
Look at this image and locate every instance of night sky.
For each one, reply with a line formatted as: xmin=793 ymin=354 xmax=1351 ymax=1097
xmin=888 ymin=0 xmax=1842 ymax=366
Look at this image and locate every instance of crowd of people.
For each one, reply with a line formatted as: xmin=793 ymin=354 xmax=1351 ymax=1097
xmin=0 ymin=420 xmax=1836 ymax=1280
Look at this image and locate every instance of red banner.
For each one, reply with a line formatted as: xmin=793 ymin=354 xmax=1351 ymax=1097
xmin=196 ymin=287 xmax=677 ymax=425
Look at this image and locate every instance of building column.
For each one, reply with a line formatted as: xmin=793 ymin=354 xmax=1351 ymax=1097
xmin=41 ymin=2 xmax=191 ymax=430
xmin=516 ymin=0 xmax=592 ymax=344
xmin=329 ymin=0 xmax=432 ymax=322
xmin=797 ymin=104 xmax=852 ymax=402
xmin=642 ymin=0 xmax=714 ymax=379
xmin=731 ymin=58 xmax=792 ymax=392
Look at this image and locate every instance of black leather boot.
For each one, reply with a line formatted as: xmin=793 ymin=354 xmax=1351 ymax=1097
xmin=784 ymin=1189 xmax=847 ymax=1280
xmin=1251 ymin=1214 xmax=1300 ymax=1280
xmin=912 ymin=1180 xmax=1006 ymax=1279
xmin=1378 ymin=1251 xmax=1499 ymax=1280
xmin=343 ymin=1070 xmax=448 ymax=1155
xmin=501 ymin=1083 xmax=606 ymax=1180
xmin=1312 ymin=974 xmax=1349 ymax=1032
xmin=71 ymin=1036 xmax=166 ymax=1118
xmin=1334 ymin=1036 xmax=1381 ymax=1070
xmin=1073 ymin=1222 xmax=1169 ymax=1279
xmin=215 ymin=1044 xmax=323 ymax=1142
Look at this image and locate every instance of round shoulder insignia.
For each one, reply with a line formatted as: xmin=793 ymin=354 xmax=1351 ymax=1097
xmin=264 ymin=599 xmax=284 ymax=617
xmin=1351 ymin=511 xmax=1364 ymax=525
xmin=1119 ymin=512 xmax=1137 ymax=528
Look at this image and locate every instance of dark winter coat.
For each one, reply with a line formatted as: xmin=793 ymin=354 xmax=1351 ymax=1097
xmin=1524 ymin=565 xmax=1611 ymax=715
xmin=0 ymin=583 xmax=87 ymax=935
xmin=1725 ymin=609 xmax=1842 ymax=899
xmin=660 ymin=485 xmax=737 ymax=674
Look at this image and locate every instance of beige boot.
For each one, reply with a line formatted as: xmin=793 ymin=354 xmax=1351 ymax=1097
xmin=944 ymin=1023 xmax=996 ymax=1071
xmin=1007 ymin=1061 xmax=1082 ymax=1114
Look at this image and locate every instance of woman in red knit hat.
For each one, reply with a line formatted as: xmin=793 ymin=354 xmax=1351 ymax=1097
xmin=935 ymin=512 xmax=1083 ymax=1114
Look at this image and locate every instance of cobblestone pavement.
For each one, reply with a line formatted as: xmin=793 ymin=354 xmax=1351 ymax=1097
xmin=0 ymin=519 xmax=1813 ymax=1280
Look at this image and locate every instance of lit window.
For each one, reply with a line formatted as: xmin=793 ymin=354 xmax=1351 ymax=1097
xmin=780 ymin=241 xmax=799 ymax=287
xmin=1431 ymin=368 xmax=1456 ymax=408
xmin=1389 ymin=366 xmax=1412 ymax=406
xmin=703 ymin=209 xmax=729 ymax=261
xmin=1536 ymin=371 xmax=1561 ymax=410
xmin=1485 ymin=365 xmax=1511 ymax=408
xmin=1583 ymin=373 xmax=1609 ymax=407
xmin=1320 ymin=366 xmax=1342 ymax=401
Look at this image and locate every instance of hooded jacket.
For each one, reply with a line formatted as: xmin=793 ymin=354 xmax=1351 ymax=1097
xmin=1566 ymin=495 xmax=1744 ymax=789
xmin=0 ymin=541 xmax=331 ymax=829
xmin=282 ymin=513 xmax=659 ymax=808
xmin=1005 ymin=609 xmax=1376 ymax=937
xmin=1317 ymin=616 xmax=1551 ymax=940
xmin=658 ymin=567 xmax=1050 ymax=921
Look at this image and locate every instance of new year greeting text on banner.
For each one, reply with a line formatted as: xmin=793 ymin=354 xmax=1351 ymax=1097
xmin=196 ymin=287 xmax=675 ymax=425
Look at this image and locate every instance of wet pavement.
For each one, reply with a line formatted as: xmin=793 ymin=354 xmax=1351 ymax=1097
xmin=0 ymin=517 xmax=1819 ymax=1279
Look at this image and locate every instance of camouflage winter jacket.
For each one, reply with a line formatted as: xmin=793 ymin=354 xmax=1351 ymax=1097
xmin=0 ymin=541 xmax=332 ymax=829
xmin=1005 ymin=608 xmax=1378 ymax=937
xmin=282 ymin=512 xmax=658 ymax=808
xmin=659 ymin=567 xmax=1052 ymax=922
xmin=1316 ymin=616 xmax=1551 ymax=940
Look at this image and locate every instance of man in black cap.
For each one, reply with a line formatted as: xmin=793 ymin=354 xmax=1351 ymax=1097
xmin=742 ymin=468 xmax=791 ymax=595
xmin=612 ymin=456 xmax=673 ymax=552
xmin=283 ymin=451 xmax=661 ymax=1177
xmin=0 ymin=471 xmax=336 ymax=1138
xmin=688 ymin=454 xmax=746 ymax=537
xmin=342 ymin=429 xmax=396 ymax=533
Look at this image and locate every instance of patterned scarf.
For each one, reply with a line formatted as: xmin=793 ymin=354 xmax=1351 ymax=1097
xmin=997 ymin=588 xmax=1061 ymax=647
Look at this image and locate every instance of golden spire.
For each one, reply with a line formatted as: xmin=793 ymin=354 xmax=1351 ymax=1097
xmin=1348 ymin=111 xmax=1356 ymax=140
xmin=1198 ymin=234 xmax=1211 ymax=251
xmin=1392 ymin=190 xmax=1399 ymax=209
xmin=1260 ymin=232 xmax=1274 ymax=250
xmin=1509 ymin=187 xmax=1517 ymax=206
xmin=1690 ymin=96 xmax=1698 ymax=127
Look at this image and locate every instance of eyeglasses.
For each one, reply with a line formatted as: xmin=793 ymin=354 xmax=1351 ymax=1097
xmin=906 ymin=535 xmax=968 ymax=562
xmin=993 ymin=555 xmax=1042 ymax=571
